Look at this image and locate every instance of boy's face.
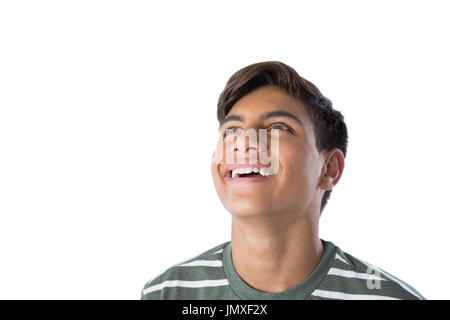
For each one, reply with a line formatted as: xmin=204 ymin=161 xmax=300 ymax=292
xmin=211 ymin=86 xmax=328 ymax=220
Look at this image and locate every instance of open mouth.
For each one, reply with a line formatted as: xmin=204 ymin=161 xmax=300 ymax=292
xmin=225 ymin=167 xmax=274 ymax=180
xmin=226 ymin=171 xmax=262 ymax=178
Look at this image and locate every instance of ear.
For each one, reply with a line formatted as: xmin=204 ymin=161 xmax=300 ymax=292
xmin=319 ymin=148 xmax=345 ymax=191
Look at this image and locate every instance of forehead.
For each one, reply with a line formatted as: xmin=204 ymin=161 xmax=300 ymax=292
xmin=230 ymin=86 xmax=306 ymax=118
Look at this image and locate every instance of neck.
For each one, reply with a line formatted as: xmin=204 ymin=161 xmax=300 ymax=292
xmin=230 ymin=212 xmax=323 ymax=293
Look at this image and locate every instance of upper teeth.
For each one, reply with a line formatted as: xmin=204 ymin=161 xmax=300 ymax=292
xmin=231 ymin=167 xmax=273 ymax=179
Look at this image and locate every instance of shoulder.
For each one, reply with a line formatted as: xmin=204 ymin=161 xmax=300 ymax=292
xmin=141 ymin=242 xmax=229 ymax=300
xmin=312 ymin=242 xmax=426 ymax=300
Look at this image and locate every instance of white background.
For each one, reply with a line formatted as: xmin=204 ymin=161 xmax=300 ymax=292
xmin=0 ymin=0 xmax=448 ymax=299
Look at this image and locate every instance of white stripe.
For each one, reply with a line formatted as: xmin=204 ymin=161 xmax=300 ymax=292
xmin=356 ymin=258 xmax=423 ymax=300
xmin=311 ymin=289 xmax=400 ymax=300
xmin=213 ymin=248 xmax=224 ymax=254
xmin=179 ymin=260 xmax=223 ymax=267
xmin=142 ymin=279 xmax=229 ymax=295
xmin=328 ymin=268 xmax=386 ymax=281
xmin=335 ymin=253 xmax=350 ymax=265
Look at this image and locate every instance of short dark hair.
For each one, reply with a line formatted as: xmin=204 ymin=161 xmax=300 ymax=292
xmin=217 ymin=61 xmax=348 ymax=214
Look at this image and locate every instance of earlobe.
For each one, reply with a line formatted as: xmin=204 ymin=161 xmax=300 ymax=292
xmin=319 ymin=176 xmax=333 ymax=191
xmin=319 ymin=162 xmax=332 ymax=190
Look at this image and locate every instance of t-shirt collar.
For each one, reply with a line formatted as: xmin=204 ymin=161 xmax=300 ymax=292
xmin=222 ymin=238 xmax=336 ymax=300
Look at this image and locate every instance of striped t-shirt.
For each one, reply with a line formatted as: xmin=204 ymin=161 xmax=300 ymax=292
xmin=141 ymin=239 xmax=425 ymax=300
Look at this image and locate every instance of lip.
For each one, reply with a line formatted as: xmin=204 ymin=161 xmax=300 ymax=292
xmin=224 ymin=161 xmax=272 ymax=177
xmin=224 ymin=174 xmax=273 ymax=183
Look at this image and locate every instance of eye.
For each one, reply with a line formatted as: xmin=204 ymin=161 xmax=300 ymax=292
xmin=269 ymin=122 xmax=292 ymax=132
xmin=222 ymin=127 xmax=243 ymax=138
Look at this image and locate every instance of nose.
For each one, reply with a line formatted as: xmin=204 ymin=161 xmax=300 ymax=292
xmin=232 ymin=129 xmax=268 ymax=154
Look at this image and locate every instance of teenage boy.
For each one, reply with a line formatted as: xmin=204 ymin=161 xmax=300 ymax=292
xmin=141 ymin=61 xmax=425 ymax=300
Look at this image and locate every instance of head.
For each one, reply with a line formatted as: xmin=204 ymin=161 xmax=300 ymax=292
xmin=211 ymin=61 xmax=347 ymax=221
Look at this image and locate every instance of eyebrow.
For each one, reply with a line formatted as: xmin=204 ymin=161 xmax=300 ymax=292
xmin=219 ymin=110 xmax=304 ymax=128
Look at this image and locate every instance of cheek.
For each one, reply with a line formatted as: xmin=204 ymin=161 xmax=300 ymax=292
xmin=211 ymin=152 xmax=222 ymax=185
xmin=279 ymin=145 xmax=315 ymax=193
xmin=211 ymin=152 xmax=228 ymax=203
xmin=212 ymin=138 xmax=231 ymax=166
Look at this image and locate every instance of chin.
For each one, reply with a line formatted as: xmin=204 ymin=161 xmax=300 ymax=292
xmin=226 ymin=200 xmax=271 ymax=217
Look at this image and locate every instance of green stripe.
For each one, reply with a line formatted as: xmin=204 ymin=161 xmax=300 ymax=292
xmin=155 ymin=267 xmax=227 ymax=282
xmin=332 ymin=259 xmax=359 ymax=271
xmin=318 ymin=275 xmax=420 ymax=299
